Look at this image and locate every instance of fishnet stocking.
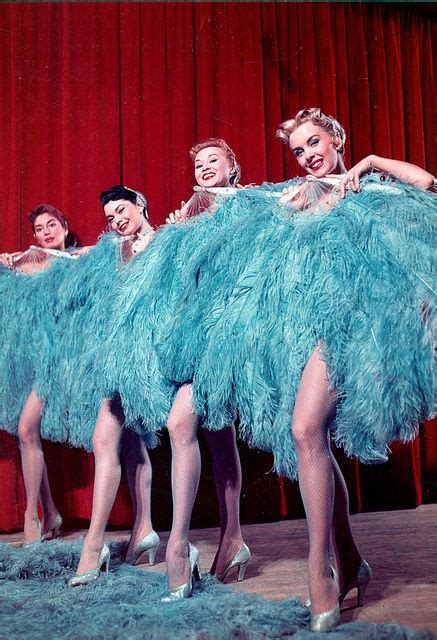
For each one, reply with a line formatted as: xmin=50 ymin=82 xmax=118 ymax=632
xmin=165 ymin=384 xmax=201 ymax=588
xmin=18 ymin=390 xmax=59 ymax=542
xmin=293 ymin=345 xmax=354 ymax=614
xmin=123 ymin=429 xmax=153 ymax=557
xmin=76 ymin=397 xmax=153 ymax=574
xmin=205 ymin=426 xmax=243 ymax=573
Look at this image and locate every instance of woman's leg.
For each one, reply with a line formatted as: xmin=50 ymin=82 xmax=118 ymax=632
xmin=75 ymin=398 xmax=124 ymax=575
xmin=204 ymin=425 xmax=244 ymax=573
xmin=292 ymin=346 xmax=340 ymax=615
xmin=17 ymin=390 xmax=45 ymax=542
xmin=331 ymin=456 xmax=362 ymax=591
xmin=122 ymin=431 xmax=154 ymax=557
xmin=165 ymin=384 xmax=201 ymax=589
xmin=39 ymin=460 xmax=61 ymax=535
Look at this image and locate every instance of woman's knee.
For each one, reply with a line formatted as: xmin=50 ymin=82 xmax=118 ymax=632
xmin=292 ymin=414 xmax=328 ymax=452
xmin=92 ymin=431 xmax=118 ymax=457
xmin=18 ymin=420 xmax=41 ymax=446
xmin=167 ymin=412 xmax=198 ymax=447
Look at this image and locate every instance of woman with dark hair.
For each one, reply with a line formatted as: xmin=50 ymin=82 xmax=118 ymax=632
xmin=1 ymin=203 xmax=71 ymax=271
xmin=68 ymin=185 xmax=160 ymax=586
xmin=0 ymin=204 xmax=74 ymax=544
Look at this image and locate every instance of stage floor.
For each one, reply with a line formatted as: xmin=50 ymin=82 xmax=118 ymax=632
xmin=2 ymin=504 xmax=436 ymax=634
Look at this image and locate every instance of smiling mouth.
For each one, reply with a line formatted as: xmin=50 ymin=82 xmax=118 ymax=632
xmin=202 ymin=172 xmax=215 ymax=180
xmin=308 ymin=159 xmax=324 ymax=171
xmin=118 ymin=222 xmax=129 ymax=233
xmin=45 ymin=237 xmax=54 ymax=243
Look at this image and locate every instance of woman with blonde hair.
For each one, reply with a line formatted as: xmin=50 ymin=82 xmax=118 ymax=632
xmin=158 ymin=109 xmax=433 ymax=630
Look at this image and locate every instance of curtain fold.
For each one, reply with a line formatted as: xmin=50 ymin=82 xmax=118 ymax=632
xmin=0 ymin=2 xmax=435 ymax=532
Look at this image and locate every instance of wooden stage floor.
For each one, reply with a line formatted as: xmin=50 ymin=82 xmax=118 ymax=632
xmin=2 ymin=504 xmax=436 ymax=634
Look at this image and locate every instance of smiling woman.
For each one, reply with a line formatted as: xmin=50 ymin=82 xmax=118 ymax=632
xmin=192 ymin=138 xmax=240 ymax=189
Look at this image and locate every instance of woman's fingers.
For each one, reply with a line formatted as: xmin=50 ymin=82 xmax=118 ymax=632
xmin=166 ymin=210 xmax=183 ymax=225
xmin=340 ymin=173 xmax=360 ymax=198
xmin=0 ymin=253 xmax=13 ymax=266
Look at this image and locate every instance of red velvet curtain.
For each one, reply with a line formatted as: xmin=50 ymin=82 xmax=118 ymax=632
xmin=0 ymin=2 xmax=435 ymax=532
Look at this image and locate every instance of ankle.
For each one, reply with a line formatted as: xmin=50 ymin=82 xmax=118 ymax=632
xmin=24 ymin=509 xmax=39 ymax=521
xmin=165 ymin=539 xmax=189 ymax=561
xmin=131 ymin=524 xmax=153 ymax=540
xmin=82 ymin=536 xmax=105 ymax=554
xmin=42 ymin=506 xmax=59 ymax=522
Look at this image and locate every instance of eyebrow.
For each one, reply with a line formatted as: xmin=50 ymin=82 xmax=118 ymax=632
xmin=196 ymin=153 xmax=219 ymax=163
xmin=292 ymin=135 xmax=319 ymax=152
xmin=114 ymin=204 xmax=125 ymax=213
xmin=35 ymin=217 xmax=56 ymax=227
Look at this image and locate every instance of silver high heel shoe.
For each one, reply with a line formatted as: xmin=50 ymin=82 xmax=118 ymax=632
xmin=42 ymin=513 xmax=63 ymax=541
xmin=310 ymin=566 xmax=340 ymax=633
xmin=22 ymin=519 xmax=43 ymax=547
xmin=125 ymin=530 xmax=160 ymax=566
xmin=339 ymin=559 xmax=372 ymax=607
xmin=68 ymin=544 xmax=110 ymax=587
xmin=214 ymin=543 xmax=251 ymax=582
xmin=160 ymin=543 xmax=201 ymax=603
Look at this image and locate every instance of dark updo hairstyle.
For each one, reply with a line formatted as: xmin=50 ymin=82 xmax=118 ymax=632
xmin=189 ymin=137 xmax=241 ymax=186
xmin=100 ymin=185 xmax=149 ymax=220
xmin=28 ymin=203 xmax=69 ymax=232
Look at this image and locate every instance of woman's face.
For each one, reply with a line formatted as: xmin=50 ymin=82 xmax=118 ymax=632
xmin=33 ymin=213 xmax=67 ymax=251
xmin=288 ymin=122 xmax=341 ymax=177
xmin=104 ymin=199 xmax=148 ymax=236
xmin=194 ymin=146 xmax=233 ymax=188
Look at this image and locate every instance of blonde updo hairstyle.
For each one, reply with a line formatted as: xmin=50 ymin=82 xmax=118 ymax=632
xmin=276 ymin=108 xmax=346 ymax=155
xmin=189 ymin=137 xmax=241 ymax=186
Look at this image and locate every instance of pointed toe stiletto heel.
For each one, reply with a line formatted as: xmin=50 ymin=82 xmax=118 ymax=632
xmin=338 ymin=559 xmax=372 ymax=607
xmin=125 ymin=530 xmax=160 ymax=566
xmin=160 ymin=543 xmax=201 ymax=603
xmin=215 ymin=543 xmax=251 ymax=583
xmin=310 ymin=566 xmax=340 ymax=633
xmin=68 ymin=544 xmax=111 ymax=587
xmin=42 ymin=513 xmax=63 ymax=541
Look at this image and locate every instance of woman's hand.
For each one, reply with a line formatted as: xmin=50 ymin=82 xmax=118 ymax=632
xmin=0 ymin=252 xmax=20 ymax=267
xmin=340 ymin=154 xmax=435 ymax=195
xmin=166 ymin=202 xmax=187 ymax=225
xmin=132 ymin=229 xmax=155 ymax=254
xmin=236 ymin=183 xmax=256 ymax=189
xmin=70 ymin=246 xmax=94 ymax=256
xmin=339 ymin=156 xmax=374 ymax=197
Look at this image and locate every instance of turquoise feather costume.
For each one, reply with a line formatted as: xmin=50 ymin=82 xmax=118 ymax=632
xmin=0 ymin=235 xmax=159 ymax=450
xmin=58 ymin=232 xmax=160 ymax=450
xmin=0 ymin=251 xmax=77 ymax=441
xmin=104 ymin=174 xmax=435 ymax=478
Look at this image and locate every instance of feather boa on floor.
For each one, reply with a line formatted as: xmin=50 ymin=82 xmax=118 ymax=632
xmin=0 ymin=540 xmax=433 ymax=640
